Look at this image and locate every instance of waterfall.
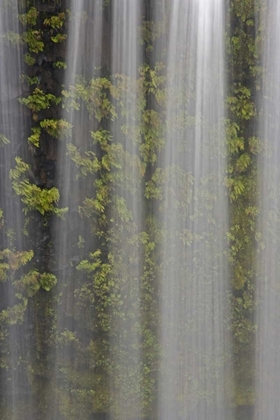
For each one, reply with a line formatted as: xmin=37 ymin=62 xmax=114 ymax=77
xmin=52 ymin=2 xmax=104 ymax=419
xmin=109 ymin=1 xmax=143 ymax=419
xmin=256 ymin=1 xmax=280 ymax=418
xmin=157 ymin=0 xmax=229 ymax=418
xmin=0 ymin=0 xmax=33 ymax=418
xmin=0 ymin=0 xmax=269 ymax=419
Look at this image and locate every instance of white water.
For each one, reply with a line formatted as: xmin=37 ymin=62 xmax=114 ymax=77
xmin=256 ymin=1 xmax=280 ymax=418
xmin=52 ymin=2 xmax=104 ymax=418
xmin=0 ymin=1 xmax=234 ymax=419
xmin=109 ymin=1 xmax=143 ymax=418
xmin=157 ymin=1 xmax=229 ymax=418
xmin=0 ymin=0 xmax=32 ymax=418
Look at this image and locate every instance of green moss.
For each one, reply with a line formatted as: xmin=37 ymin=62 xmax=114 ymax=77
xmin=10 ymin=157 xmax=68 ymax=216
xmin=0 ymin=0 xmax=268 ymax=416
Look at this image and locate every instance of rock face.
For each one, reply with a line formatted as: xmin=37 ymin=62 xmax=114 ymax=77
xmin=27 ymin=3 xmax=66 ymax=183
xmin=0 ymin=0 xmax=263 ymax=419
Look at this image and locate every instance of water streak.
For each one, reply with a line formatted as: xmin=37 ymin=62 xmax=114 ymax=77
xmin=52 ymin=2 xmax=104 ymax=418
xmin=0 ymin=0 xmax=32 ymax=418
xmin=157 ymin=1 xmax=229 ymax=418
xmin=109 ymin=1 xmax=143 ymax=418
xmin=256 ymin=1 xmax=280 ymax=418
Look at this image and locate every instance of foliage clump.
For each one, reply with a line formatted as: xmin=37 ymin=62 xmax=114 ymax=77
xmin=10 ymin=157 xmax=67 ymax=216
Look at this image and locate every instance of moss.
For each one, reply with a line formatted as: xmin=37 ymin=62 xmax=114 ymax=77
xmin=0 ymin=0 xmax=268 ymax=417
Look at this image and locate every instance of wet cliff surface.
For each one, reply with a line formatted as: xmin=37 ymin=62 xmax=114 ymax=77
xmin=0 ymin=1 xmax=268 ymax=419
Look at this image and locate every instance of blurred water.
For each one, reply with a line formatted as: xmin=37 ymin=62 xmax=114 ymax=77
xmin=109 ymin=1 xmax=143 ymax=418
xmin=0 ymin=1 xmax=232 ymax=419
xmin=51 ymin=1 xmax=104 ymax=419
xmin=156 ymin=1 xmax=229 ymax=418
xmin=256 ymin=1 xmax=280 ymax=419
xmin=0 ymin=0 xmax=33 ymax=418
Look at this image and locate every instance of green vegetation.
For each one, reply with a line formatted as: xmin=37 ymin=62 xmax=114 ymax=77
xmin=0 ymin=0 xmax=265 ymax=418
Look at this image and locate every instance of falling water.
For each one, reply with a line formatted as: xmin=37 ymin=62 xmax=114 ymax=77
xmin=256 ymin=1 xmax=280 ymax=418
xmin=109 ymin=1 xmax=143 ymax=418
xmin=0 ymin=0 xmax=262 ymax=419
xmin=157 ymin=1 xmax=229 ymax=418
xmin=0 ymin=0 xmax=33 ymax=418
xmin=52 ymin=2 xmax=104 ymax=419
